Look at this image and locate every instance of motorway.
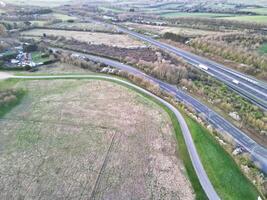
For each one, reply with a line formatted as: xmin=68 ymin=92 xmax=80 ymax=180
xmin=51 ymin=49 xmax=267 ymax=174
xmin=117 ymin=26 xmax=267 ymax=111
xmin=3 ymin=73 xmax=220 ymax=200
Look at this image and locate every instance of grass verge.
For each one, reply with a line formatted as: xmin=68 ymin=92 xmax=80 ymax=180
xmin=184 ymin=115 xmax=261 ymax=199
xmin=259 ymin=43 xmax=267 ymax=54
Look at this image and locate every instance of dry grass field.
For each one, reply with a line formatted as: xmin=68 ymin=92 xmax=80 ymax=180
xmin=0 ymin=79 xmax=194 ymax=199
xmin=49 ymin=22 xmax=118 ymax=33
xmin=124 ymin=22 xmax=222 ymax=37
xmin=21 ymin=29 xmax=145 ymax=48
xmin=32 ymin=63 xmax=92 ymax=74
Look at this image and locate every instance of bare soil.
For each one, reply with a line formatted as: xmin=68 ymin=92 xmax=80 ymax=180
xmin=0 ymin=79 xmax=194 ymax=200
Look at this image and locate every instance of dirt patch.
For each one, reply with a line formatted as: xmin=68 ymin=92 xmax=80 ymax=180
xmin=0 ymin=79 xmax=194 ymax=199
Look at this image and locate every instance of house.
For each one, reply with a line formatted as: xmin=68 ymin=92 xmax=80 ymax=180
xmin=11 ymin=51 xmax=36 ymax=67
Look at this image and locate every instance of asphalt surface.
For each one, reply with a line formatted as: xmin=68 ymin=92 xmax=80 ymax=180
xmin=55 ymin=50 xmax=267 ymax=174
xmin=10 ymin=74 xmax=220 ymax=200
xmin=117 ymin=26 xmax=267 ymax=111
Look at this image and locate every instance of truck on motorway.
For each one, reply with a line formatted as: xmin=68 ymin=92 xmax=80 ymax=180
xmin=198 ymin=64 xmax=209 ymax=71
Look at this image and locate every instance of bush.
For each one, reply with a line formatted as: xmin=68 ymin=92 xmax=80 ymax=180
xmin=0 ymin=89 xmax=25 ymax=117
xmin=163 ymin=32 xmax=190 ymax=43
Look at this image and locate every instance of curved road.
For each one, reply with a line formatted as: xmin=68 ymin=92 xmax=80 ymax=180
xmin=2 ymin=73 xmax=220 ymax=200
xmin=117 ymin=26 xmax=267 ymax=111
xmin=49 ymin=49 xmax=267 ymax=175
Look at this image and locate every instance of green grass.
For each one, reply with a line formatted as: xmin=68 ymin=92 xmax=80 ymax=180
xmin=184 ymin=116 xmax=260 ymax=200
xmin=161 ymin=12 xmax=233 ymax=18
xmin=16 ymin=129 xmax=41 ymax=148
xmin=99 ymin=7 xmax=124 ymax=13
xmin=52 ymin=13 xmax=77 ymax=21
xmin=31 ymin=52 xmax=51 ymax=63
xmin=222 ymin=15 xmax=267 ymax=24
xmin=259 ymin=43 xmax=267 ymax=54
xmin=30 ymin=21 xmax=47 ymax=26
xmin=0 ymin=79 xmax=20 ymax=90
xmin=230 ymin=0 xmax=267 ymax=6
xmin=240 ymin=7 xmax=267 ymax=15
xmin=0 ymin=89 xmax=25 ymax=118
xmin=0 ymin=8 xmax=6 ymax=14
xmin=0 ymin=51 xmax=17 ymax=57
xmin=160 ymin=11 xmax=267 ymax=24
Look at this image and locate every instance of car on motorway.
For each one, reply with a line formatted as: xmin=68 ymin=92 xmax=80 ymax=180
xmin=232 ymin=79 xmax=240 ymax=84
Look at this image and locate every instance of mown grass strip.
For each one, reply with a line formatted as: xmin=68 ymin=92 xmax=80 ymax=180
xmin=184 ymin=115 xmax=261 ymax=200
xmin=259 ymin=43 xmax=267 ymax=54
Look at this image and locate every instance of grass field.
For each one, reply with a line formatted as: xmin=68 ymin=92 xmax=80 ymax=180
xmin=124 ymin=22 xmax=222 ymax=37
xmin=31 ymin=52 xmax=51 ymax=63
xmin=30 ymin=63 xmax=94 ymax=74
xmin=161 ymin=12 xmax=233 ymax=18
xmin=259 ymin=43 xmax=267 ymax=54
xmin=21 ymin=29 xmax=144 ymax=48
xmin=0 ymin=8 xmax=6 ymax=13
xmin=49 ymin=22 xmax=117 ymax=32
xmin=240 ymin=7 xmax=267 ymax=15
xmin=230 ymin=0 xmax=267 ymax=6
xmin=222 ymin=15 xmax=267 ymax=24
xmin=52 ymin=13 xmax=77 ymax=21
xmin=184 ymin=116 xmax=260 ymax=200
xmin=160 ymin=11 xmax=267 ymax=24
xmin=99 ymin=6 xmax=124 ymax=13
xmin=0 ymin=78 xmax=194 ymax=199
xmin=30 ymin=20 xmax=47 ymax=26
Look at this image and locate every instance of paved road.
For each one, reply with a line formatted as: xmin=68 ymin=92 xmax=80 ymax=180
xmin=117 ymin=26 xmax=267 ymax=111
xmin=51 ymin=49 xmax=267 ymax=174
xmin=0 ymin=72 xmax=13 ymax=80
xmin=8 ymin=74 xmax=220 ymax=200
